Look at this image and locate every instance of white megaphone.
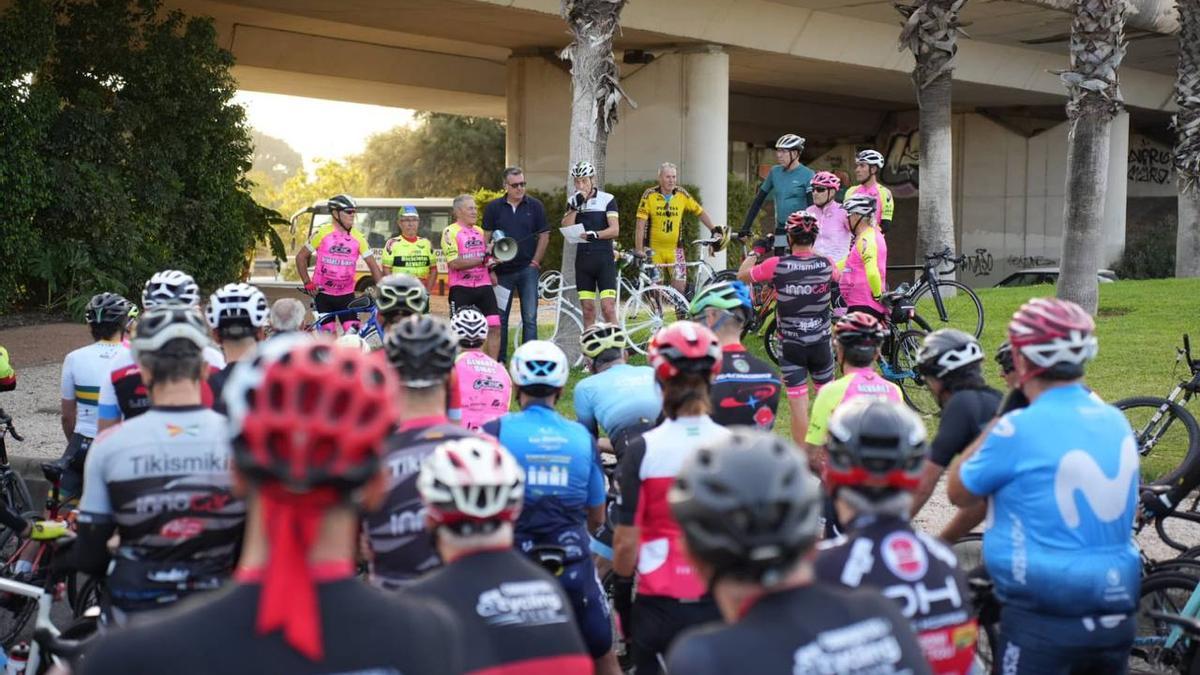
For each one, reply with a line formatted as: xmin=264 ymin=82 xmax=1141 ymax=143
xmin=491 ymin=229 xmax=520 ymax=263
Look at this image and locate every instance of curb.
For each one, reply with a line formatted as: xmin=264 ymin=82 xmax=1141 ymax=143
xmin=9 ymin=455 xmax=54 ymax=513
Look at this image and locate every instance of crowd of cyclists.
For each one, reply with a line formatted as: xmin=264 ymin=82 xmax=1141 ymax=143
xmin=0 ymin=132 xmax=1148 ymax=674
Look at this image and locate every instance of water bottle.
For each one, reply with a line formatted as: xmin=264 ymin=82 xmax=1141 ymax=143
xmin=5 ymin=642 xmax=29 ymax=674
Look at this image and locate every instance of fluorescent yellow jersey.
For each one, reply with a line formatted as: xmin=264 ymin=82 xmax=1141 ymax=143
xmin=381 ymin=236 xmax=434 ymax=278
xmin=637 ymin=187 xmax=703 ymax=253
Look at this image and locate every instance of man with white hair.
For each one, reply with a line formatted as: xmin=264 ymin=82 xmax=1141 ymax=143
xmin=268 ymin=298 xmax=306 ymax=335
xmin=635 ymin=162 xmax=722 ymax=293
xmin=443 ymin=194 xmax=500 ymax=358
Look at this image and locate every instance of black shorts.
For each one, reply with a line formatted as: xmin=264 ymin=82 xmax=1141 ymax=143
xmin=449 ymin=285 xmax=500 ymax=322
xmin=314 ymin=292 xmax=355 ymax=326
xmin=575 ymin=253 xmax=617 ymax=301
xmin=780 ymin=340 xmax=836 ymax=398
xmin=845 ymin=304 xmax=886 ymax=322
xmin=631 ymin=595 xmax=721 ymax=675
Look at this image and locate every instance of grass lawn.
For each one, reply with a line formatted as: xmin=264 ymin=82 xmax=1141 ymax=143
xmin=511 ymin=278 xmax=1200 ymax=478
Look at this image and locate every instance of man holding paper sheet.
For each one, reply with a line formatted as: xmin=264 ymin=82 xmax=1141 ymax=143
xmin=562 ymin=161 xmax=620 ymax=327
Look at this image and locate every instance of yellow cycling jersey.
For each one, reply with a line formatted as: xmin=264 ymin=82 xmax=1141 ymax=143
xmin=381 ymin=236 xmax=434 ymax=277
xmin=636 ymin=187 xmax=703 ymax=251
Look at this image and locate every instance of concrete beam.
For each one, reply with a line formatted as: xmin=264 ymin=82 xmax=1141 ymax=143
xmin=1008 ymin=0 xmax=1179 ymax=35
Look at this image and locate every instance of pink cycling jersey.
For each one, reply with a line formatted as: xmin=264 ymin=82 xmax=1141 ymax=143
xmin=807 ymin=202 xmax=852 ymax=264
xmin=838 ymin=226 xmax=887 ymax=315
xmin=452 ymin=351 xmax=512 ymax=431
xmin=441 ymin=222 xmax=491 ymax=288
xmin=307 ymin=224 xmax=371 ymax=296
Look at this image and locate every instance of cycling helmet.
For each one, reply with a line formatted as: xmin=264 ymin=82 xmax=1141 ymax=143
xmin=580 ymin=322 xmax=626 ymax=359
xmin=569 ymin=161 xmax=596 ymax=178
xmin=205 ymin=283 xmax=269 ymax=330
xmin=130 ymin=306 xmax=210 ymax=358
xmin=825 ymin=397 xmax=926 ymax=494
xmin=510 ymin=340 xmax=569 ymax=389
xmin=689 ymin=281 xmax=752 ymax=324
xmin=142 ymin=269 xmax=200 ymax=310
xmin=995 ymin=340 xmax=1015 ymax=375
xmin=382 ymin=315 xmax=458 ymax=387
xmin=399 ymin=205 xmax=419 ymax=219
xmin=450 ymin=308 xmax=489 ymax=348
xmin=834 ymin=312 xmax=887 ymax=362
xmin=376 ymin=274 xmax=429 ymax=317
xmin=856 ymin=149 xmax=885 ymax=169
xmin=775 ymin=134 xmax=805 ymax=152
xmin=85 ymin=293 xmax=133 ymax=326
xmin=842 ymin=194 xmax=877 ymax=218
xmin=648 ymin=321 xmax=721 ymax=381
xmin=785 ymin=210 xmax=820 ymax=237
xmin=916 ymin=329 xmax=984 ymax=379
xmin=670 ymin=429 xmax=822 ymax=585
xmin=327 ymin=194 xmax=357 ymax=212
xmin=418 ymin=437 xmax=524 ymax=533
xmin=811 ymin=171 xmax=841 ymax=190
xmin=335 ymin=333 xmax=371 ymax=353
xmin=1007 ymin=297 xmax=1097 ymax=379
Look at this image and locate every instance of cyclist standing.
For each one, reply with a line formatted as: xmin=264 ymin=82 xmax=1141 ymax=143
xmin=77 ymin=307 xmax=246 ymax=623
xmin=366 ymin=315 xmax=477 ymax=588
xmin=375 ymin=273 xmax=430 ymax=330
xmin=909 ymin=330 xmax=1001 ymax=517
xmin=634 ymin=162 xmax=722 ymax=294
xmin=844 ymin=149 xmax=895 ymax=234
xmin=612 ymin=321 xmax=730 ymax=674
xmin=59 ymin=293 xmax=132 ymax=498
xmin=574 ymin=322 xmax=662 ymax=457
xmin=666 ymin=429 xmax=931 ymax=675
xmin=444 ymin=194 xmax=502 ymax=358
xmin=80 ymin=337 xmax=463 ymax=675
xmin=381 ymin=205 xmax=438 ymax=291
xmin=563 ymin=161 xmax=620 ymax=327
xmin=808 ymin=171 xmax=852 ymax=264
xmin=838 ymin=194 xmax=888 ymax=321
xmin=739 ymin=134 xmax=814 ymax=249
xmin=688 ymin=281 xmax=781 ymax=431
xmin=816 ymin=398 xmax=976 ymax=674
xmin=449 ymin=307 xmax=512 ymax=431
xmin=948 ymin=298 xmax=1140 ymax=674
xmin=738 ymin=212 xmax=837 ymax=442
xmin=0 ymin=345 xmax=13 ymax=391
xmin=295 ymin=194 xmax=384 ymax=325
xmin=204 ymin=283 xmax=270 ymax=406
xmin=482 ymin=340 xmax=618 ymax=674
xmin=411 ymin=437 xmax=593 ymax=674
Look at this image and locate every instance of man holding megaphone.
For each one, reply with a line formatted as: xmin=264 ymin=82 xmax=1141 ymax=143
xmin=443 ymin=194 xmax=502 ymax=359
xmin=483 ymin=167 xmax=550 ymax=362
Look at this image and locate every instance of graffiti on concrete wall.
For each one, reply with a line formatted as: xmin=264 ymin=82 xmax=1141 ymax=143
xmin=957 ymin=248 xmax=993 ymax=277
xmin=1006 ymin=254 xmax=1058 ymax=269
xmin=881 ymin=129 xmax=920 ymax=198
xmin=1128 ymin=138 xmax=1172 ymax=185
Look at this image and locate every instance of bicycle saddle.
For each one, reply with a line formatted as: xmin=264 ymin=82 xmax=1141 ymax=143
xmin=346 ymin=295 xmax=375 ymax=311
xmin=40 ymin=460 xmax=67 ymax=484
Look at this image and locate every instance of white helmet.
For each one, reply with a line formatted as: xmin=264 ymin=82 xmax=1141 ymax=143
xmin=510 ymin=340 xmax=569 ymax=389
xmin=856 ymin=149 xmax=885 ymax=169
xmin=131 ymin=306 xmax=211 ymax=358
xmin=775 ymin=134 xmax=805 ymax=151
xmin=418 ymin=437 xmax=524 ymax=530
xmin=335 ymin=333 xmax=371 ymax=353
xmin=569 ymin=161 xmax=596 ymax=178
xmin=450 ymin=308 xmax=489 ymax=348
xmin=143 ymin=270 xmax=200 ymax=310
xmin=843 ymin=195 xmax=877 ymax=218
xmin=206 ymin=283 xmax=268 ymax=329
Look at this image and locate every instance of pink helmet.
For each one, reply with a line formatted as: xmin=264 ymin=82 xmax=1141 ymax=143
xmin=812 ymin=171 xmax=841 ymax=190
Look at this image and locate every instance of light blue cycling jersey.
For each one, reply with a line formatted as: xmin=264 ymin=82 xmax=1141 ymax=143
xmin=960 ymin=383 xmax=1140 ymax=617
xmin=572 ymin=363 xmax=662 ymax=440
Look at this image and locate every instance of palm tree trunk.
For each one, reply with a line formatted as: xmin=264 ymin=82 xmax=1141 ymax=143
xmin=897 ymin=0 xmax=965 ymax=264
xmin=558 ymin=0 xmax=630 ymax=362
xmin=1056 ymin=0 xmax=1126 ymax=314
xmin=1175 ymin=0 xmax=1200 ymax=277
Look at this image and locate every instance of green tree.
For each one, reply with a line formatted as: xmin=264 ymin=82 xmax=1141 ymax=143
xmin=360 ymin=112 xmax=505 ymax=197
xmin=250 ymin=129 xmax=303 ymax=188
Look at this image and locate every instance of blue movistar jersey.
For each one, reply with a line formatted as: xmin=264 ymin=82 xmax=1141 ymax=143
xmin=960 ymin=383 xmax=1140 ymax=617
xmin=572 ymin=364 xmax=662 ymax=440
xmin=484 ymin=403 xmax=605 ymax=561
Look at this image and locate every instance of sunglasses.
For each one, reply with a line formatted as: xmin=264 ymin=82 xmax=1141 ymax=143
xmin=508 ymin=181 xmax=527 ymax=188
xmin=337 ymin=209 xmax=357 ymax=215
xmin=812 ymin=187 xmax=832 ymax=193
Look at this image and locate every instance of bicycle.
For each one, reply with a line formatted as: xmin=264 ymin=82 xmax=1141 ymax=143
xmin=952 ymin=534 xmax=999 ymax=675
xmin=0 ymin=572 xmax=98 ymax=674
xmin=297 ymin=288 xmax=386 ymax=349
xmin=1116 ymin=335 xmax=1200 ymax=489
xmin=876 ymin=289 xmax=937 ymax=417
xmin=887 ymin=248 xmax=984 ymax=338
xmin=642 ymin=237 xmax=735 ymax=298
xmin=0 ymin=411 xmax=35 ymax=558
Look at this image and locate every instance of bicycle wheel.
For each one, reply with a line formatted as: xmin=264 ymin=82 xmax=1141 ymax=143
xmin=711 ymin=269 xmax=738 ymax=285
xmin=538 ymin=270 xmax=563 ymax=301
xmin=0 ymin=473 xmax=34 ymax=558
xmin=1116 ymin=397 xmax=1200 ymax=485
xmin=910 ymin=280 xmax=984 ymax=338
xmin=620 ymin=285 xmax=690 ymax=355
xmin=1132 ymin=572 xmax=1199 ymax=673
xmin=891 ymin=330 xmax=939 ymax=417
xmin=760 ymin=317 xmax=782 ymax=366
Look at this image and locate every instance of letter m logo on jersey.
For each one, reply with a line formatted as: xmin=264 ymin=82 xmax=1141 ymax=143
xmin=1053 ymin=434 xmax=1139 ymax=528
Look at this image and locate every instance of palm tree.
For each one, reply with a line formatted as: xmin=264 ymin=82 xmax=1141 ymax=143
xmin=557 ymin=0 xmax=633 ymax=361
xmin=896 ymin=0 xmax=966 ymax=263
xmin=1176 ymin=0 xmax=1200 ymax=277
xmin=1056 ymin=0 xmax=1126 ymax=314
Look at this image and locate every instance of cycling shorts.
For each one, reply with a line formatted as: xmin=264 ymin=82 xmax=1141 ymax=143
xmin=575 ymin=253 xmax=617 ymax=302
xmin=61 ymin=433 xmax=93 ymax=500
xmin=630 ymin=595 xmax=721 ymax=675
xmin=560 ymin=557 xmax=613 ymax=659
xmin=780 ymin=341 xmax=835 ymax=398
xmin=448 ymin=286 xmax=501 ymax=325
xmin=651 ymin=248 xmax=686 ymax=281
xmin=997 ymin=606 xmax=1134 ymax=675
xmin=845 ymin=304 xmax=886 ymax=322
xmin=314 ymin=292 xmax=356 ymax=328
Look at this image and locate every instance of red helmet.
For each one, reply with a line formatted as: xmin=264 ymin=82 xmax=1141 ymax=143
xmin=1007 ymin=297 xmax=1097 ymax=378
xmin=811 ymin=171 xmax=841 ymax=190
xmin=833 ymin=311 xmax=887 ymax=345
xmin=785 ymin=210 xmax=820 ymax=237
xmin=648 ymin=321 xmax=721 ymax=381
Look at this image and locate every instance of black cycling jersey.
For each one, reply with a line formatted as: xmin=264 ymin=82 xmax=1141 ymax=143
xmin=928 ymin=387 xmax=1002 ymax=468
xmin=207 ymin=363 xmax=234 ymax=415
xmin=816 ymin=514 xmax=976 ymax=674
xmin=710 ymin=345 xmax=781 ymax=430
xmin=363 ymin=419 xmax=478 ymax=587
xmin=77 ymin=577 xmax=464 ymax=675
xmin=666 ymin=583 xmax=931 ymax=675
xmin=407 ymin=548 xmax=593 ymax=674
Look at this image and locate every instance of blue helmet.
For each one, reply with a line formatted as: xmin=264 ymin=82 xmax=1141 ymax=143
xmin=400 ymin=205 xmax=419 ymax=219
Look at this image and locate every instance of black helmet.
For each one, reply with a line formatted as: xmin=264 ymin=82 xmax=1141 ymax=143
xmin=86 ymin=293 xmax=133 ymax=326
xmin=669 ymin=429 xmax=822 ymax=585
xmin=382 ymin=315 xmax=458 ymax=388
xmin=825 ymin=398 xmax=927 ymax=495
xmin=995 ymin=340 xmax=1014 ymax=375
xmin=376 ymin=274 xmax=429 ymax=317
xmin=327 ymin=194 xmax=357 ymax=212
xmin=916 ymin=329 xmax=984 ymax=379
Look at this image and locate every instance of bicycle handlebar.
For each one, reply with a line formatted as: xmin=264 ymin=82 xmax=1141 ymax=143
xmin=0 ymin=409 xmax=21 ymax=442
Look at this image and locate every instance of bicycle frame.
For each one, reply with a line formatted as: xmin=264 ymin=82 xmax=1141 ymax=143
xmin=0 ymin=576 xmax=55 ymax=670
xmin=888 ymin=249 xmax=963 ymax=323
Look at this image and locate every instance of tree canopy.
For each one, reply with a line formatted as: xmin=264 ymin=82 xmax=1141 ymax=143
xmin=360 ymin=112 xmax=506 ymax=196
xmin=250 ymin=129 xmax=303 ymax=187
